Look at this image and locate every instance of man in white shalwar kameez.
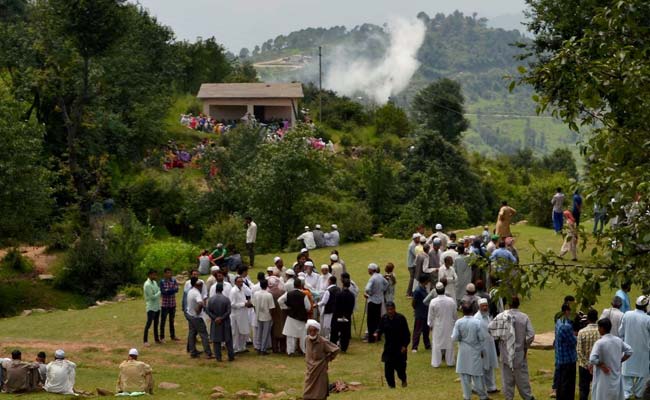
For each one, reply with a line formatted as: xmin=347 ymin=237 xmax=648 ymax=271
xmin=453 ymin=303 xmax=489 ymax=400
xmin=618 ymin=295 xmax=650 ymax=399
xmin=279 ymin=279 xmax=312 ymax=355
xmin=43 ymin=349 xmax=76 ymax=395
xmin=590 ymin=317 xmax=633 ymax=400
xmin=229 ymin=277 xmax=251 ymax=353
xmin=428 ymin=282 xmax=457 ymax=367
xmin=475 ymin=298 xmax=499 ymax=393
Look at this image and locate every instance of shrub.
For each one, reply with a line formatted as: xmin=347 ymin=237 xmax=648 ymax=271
xmin=203 ymin=215 xmax=245 ymax=252
xmin=523 ymin=172 xmax=571 ymax=227
xmin=137 ymin=238 xmax=200 ymax=280
xmin=119 ymin=284 xmax=143 ymax=299
xmin=294 ymin=195 xmax=372 ymax=244
xmin=1 ymin=248 xmax=33 ymax=273
xmin=47 ymin=209 xmax=81 ymax=251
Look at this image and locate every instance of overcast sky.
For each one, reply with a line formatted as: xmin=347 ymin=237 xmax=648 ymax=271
xmin=134 ymin=0 xmax=527 ymax=52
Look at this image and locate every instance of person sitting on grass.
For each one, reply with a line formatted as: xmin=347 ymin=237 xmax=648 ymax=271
xmin=1 ymin=349 xmax=41 ymax=393
xmin=44 ymin=349 xmax=76 ymax=395
xmin=116 ymin=348 xmax=153 ymax=395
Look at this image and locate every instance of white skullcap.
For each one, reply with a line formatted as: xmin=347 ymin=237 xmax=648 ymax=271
xmin=285 ymin=269 xmax=295 ymax=276
xmin=433 ymin=238 xmax=442 ymax=245
xmin=300 ymin=248 xmax=308 ymax=254
xmin=330 ymin=254 xmax=338 ymax=261
xmin=304 ymin=226 xmax=310 ymax=231
xmin=315 ymin=224 xmax=321 ymax=229
xmin=419 ymin=236 xmax=427 ymax=243
xmin=636 ymin=295 xmax=649 ymax=306
xmin=306 ymin=319 xmax=321 ymax=331
xmin=266 ymin=266 xmax=275 ymax=272
xmin=368 ymin=263 xmax=378 ymax=271
xmin=320 ymin=264 xmax=329 ymax=270
xmin=466 ymin=283 xmax=476 ymax=292
xmin=469 ymin=235 xmax=476 ymax=240
xmin=210 ymin=266 xmax=219 ymax=272
xmin=129 ymin=348 xmax=139 ymax=356
xmin=272 ymin=267 xmax=281 ymax=276
xmin=273 ymin=256 xmax=282 ymax=263
xmin=331 ymin=224 xmax=338 ymax=230
xmin=435 ymin=224 xmax=443 ymax=230
xmin=304 ymin=261 xmax=314 ymax=267
xmin=412 ymin=233 xmax=420 ymax=239
xmin=478 ymin=298 xmax=488 ymax=306
xmin=54 ymin=349 xmax=65 ymax=359
xmin=435 ymin=282 xmax=445 ymax=291
xmin=216 ymin=243 xmax=223 ymax=248
xmin=298 ymin=272 xmax=306 ymax=279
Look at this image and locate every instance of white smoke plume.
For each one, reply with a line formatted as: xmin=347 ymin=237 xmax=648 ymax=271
xmin=324 ymin=17 xmax=426 ymax=104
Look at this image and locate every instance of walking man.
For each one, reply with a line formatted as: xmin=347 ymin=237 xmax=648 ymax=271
xmin=143 ymin=269 xmax=161 ymax=346
xmin=303 ymin=320 xmax=340 ymax=400
xmin=245 ymin=216 xmax=257 ymax=268
xmin=555 ymin=304 xmax=578 ymax=400
xmin=411 ymin=275 xmax=431 ymax=352
xmin=589 ymin=318 xmax=633 ymax=400
xmin=428 ymin=282 xmax=457 ymax=367
xmin=452 ymin=303 xmax=489 ymax=400
xmin=331 ymin=280 xmax=355 ymax=353
xmin=160 ymin=267 xmax=179 ymax=342
xmin=406 ymin=233 xmax=419 ymax=297
xmin=365 ymin=263 xmax=388 ymax=343
xmin=552 ymin=187 xmax=566 ymax=234
xmin=619 ymin=295 xmax=650 ymax=399
xmin=475 ymin=298 xmax=499 ymax=394
xmin=374 ymin=302 xmax=410 ymax=389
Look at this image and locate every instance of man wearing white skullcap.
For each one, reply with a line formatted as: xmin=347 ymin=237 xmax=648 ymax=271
xmin=303 ymin=261 xmax=320 ymax=291
xmin=620 ymin=295 xmax=650 ymax=399
xmin=406 ymin=233 xmax=420 ymax=297
xmin=297 ymin=226 xmax=317 ymax=250
xmin=117 ymin=348 xmax=153 ymax=394
xmin=44 ymin=349 xmax=76 ymax=395
xmin=278 ymin=279 xmax=311 ymax=355
xmin=365 ymin=263 xmax=388 ymax=343
xmin=475 ymin=298 xmax=499 ymax=393
xmin=427 ymin=224 xmax=449 ymax=250
xmin=303 ymin=319 xmax=339 ymax=400
xmin=312 ymin=224 xmax=325 ymax=248
xmin=317 ymin=265 xmax=332 ymax=292
xmin=325 ymin=224 xmax=340 ymax=247
xmin=428 ymin=281 xmax=457 ymax=368
xmin=329 ymin=254 xmax=344 ymax=288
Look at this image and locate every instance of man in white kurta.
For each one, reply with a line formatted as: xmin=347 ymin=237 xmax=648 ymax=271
xmin=43 ymin=350 xmax=76 ymax=395
xmin=590 ymin=318 xmax=633 ymax=400
xmin=618 ymin=296 xmax=650 ymax=399
xmin=428 ymin=283 xmax=457 ymax=367
xmin=454 ymin=250 xmax=472 ymax=303
xmin=229 ymin=277 xmax=251 ymax=353
xmin=475 ymin=298 xmax=498 ymax=393
xmin=601 ymin=296 xmax=624 ymax=338
xmin=278 ymin=279 xmax=312 ymax=355
xmin=438 ymin=256 xmax=458 ymax=299
xmin=453 ymin=304 xmax=488 ymax=400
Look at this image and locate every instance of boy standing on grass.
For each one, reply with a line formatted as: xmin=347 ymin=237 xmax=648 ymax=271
xmin=143 ymin=269 xmax=161 ymax=346
xmin=160 ymin=267 xmax=180 ymax=342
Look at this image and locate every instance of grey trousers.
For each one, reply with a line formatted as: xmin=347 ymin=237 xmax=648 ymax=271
xmin=482 ymin=367 xmax=498 ymax=391
xmin=406 ymin=268 xmax=415 ymax=296
xmin=255 ymin=320 xmax=273 ymax=352
xmin=502 ymin=361 xmax=534 ymax=400
xmin=188 ymin=317 xmax=212 ymax=356
xmin=461 ymin=373 xmax=487 ymax=400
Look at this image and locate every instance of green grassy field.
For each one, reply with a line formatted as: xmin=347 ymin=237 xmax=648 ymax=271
xmin=0 ymin=223 xmax=622 ymax=399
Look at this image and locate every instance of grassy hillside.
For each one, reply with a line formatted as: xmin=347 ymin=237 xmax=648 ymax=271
xmin=0 ymin=222 xmax=619 ymax=399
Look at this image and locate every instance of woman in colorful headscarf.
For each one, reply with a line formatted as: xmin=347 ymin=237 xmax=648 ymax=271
xmin=560 ymin=210 xmax=578 ymax=261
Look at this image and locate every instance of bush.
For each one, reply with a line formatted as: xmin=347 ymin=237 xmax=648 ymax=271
xmin=137 ymin=238 xmax=200 ymax=280
xmin=1 ymin=248 xmax=33 ymax=273
xmin=203 ymin=215 xmax=245 ymax=252
xmin=294 ymin=195 xmax=372 ymax=244
xmin=119 ymin=284 xmax=143 ymax=299
xmin=523 ymin=172 xmax=570 ymax=227
xmin=47 ymin=209 xmax=81 ymax=251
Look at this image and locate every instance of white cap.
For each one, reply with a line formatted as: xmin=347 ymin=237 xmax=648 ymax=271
xmin=435 ymin=224 xmax=443 ymax=230
xmin=216 ymin=243 xmax=223 ymax=248
xmin=285 ymin=269 xmax=296 ymax=276
xmin=419 ymin=236 xmax=427 ymax=243
xmin=636 ymin=295 xmax=649 ymax=306
xmin=300 ymin=248 xmax=308 ymax=254
xmin=478 ymin=298 xmax=488 ymax=306
xmin=273 ymin=256 xmax=282 ymax=263
xmin=129 ymin=348 xmax=139 ymax=356
xmin=304 ymin=261 xmax=314 ymax=267
xmin=320 ymin=264 xmax=329 ymax=270
xmin=435 ymin=282 xmax=445 ymax=291
xmin=368 ymin=263 xmax=378 ymax=271
xmin=315 ymin=224 xmax=321 ymax=229
xmin=306 ymin=319 xmax=321 ymax=331
xmin=210 ymin=266 xmax=219 ymax=272
xmin=412 ymin=233 xmax=420 ymax=240
xmin=466 ymin=283 xmax=476 ymax=293
xmin=330 ymin=254 xmax=338 ymax=261
xmin=304 ymin=226 xmax=310 ymax=231
xmin=433 ymin=238 xmax=442 ymax=245
xmin=54 ymin=349 xmax=65 ymax=359
xmin=331 ymin=224 xmax=338 ymax=230
xmin=266 ymin=266 xmax=275 ymax=272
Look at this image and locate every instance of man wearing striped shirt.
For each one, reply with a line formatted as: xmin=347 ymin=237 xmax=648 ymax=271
xmin=577 ymin=310 xmax=599 ymax=400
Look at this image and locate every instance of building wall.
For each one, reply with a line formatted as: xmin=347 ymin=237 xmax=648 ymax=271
xmin=263 ymin=106 xmax=292 ymax=121
xmin=208 ymin=105 xmax=247 ymax=121
xmin=201 ymin=97 xmax=298 ymax=125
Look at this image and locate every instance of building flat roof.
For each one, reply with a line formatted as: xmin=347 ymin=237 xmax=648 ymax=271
xmin=197 ymin=83 xmax=304 ymax=99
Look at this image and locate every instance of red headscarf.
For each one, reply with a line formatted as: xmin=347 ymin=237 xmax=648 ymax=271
xmin=563 ymin=210 xmax=575 ymax=223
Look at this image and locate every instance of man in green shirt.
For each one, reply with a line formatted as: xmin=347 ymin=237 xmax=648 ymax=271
xmin=143 ymin=269 xmax=161 ymax=346
xmin=210 ymin=243 xmax=227 ymax=268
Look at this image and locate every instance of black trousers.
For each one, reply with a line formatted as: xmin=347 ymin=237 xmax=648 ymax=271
xmin=160 ymin=307 xmax=176 ymax=339
xmin=412 ymin=318 xmax=430 ymax=350
xmin=213 ymin=340 xmax=235 ymax=361
xmin=578 ymin=366 xmax=592 ymax=400
xmin=556 ymin=362 xmax=576 ymax=400
xmin=331 ymin=318 xmax=351 ymax=352
xmin=367 ymin=302 xmax=382 ymax=343
xmin=188 ymin=317 xmax=212 ymax=357
xmin=246 ymin=243 xmax=255 ymax=267
xmin=384 ymin=357 xmax=407 ymax=388
xmin=143 ymin=310 xmax=160 ymax=343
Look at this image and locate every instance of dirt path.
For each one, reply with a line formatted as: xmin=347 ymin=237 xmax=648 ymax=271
xmin=0 ymin=246 xmax=59 ymax=274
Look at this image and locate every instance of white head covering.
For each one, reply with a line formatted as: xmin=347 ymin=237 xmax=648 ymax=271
xmin=433 ymin=238 xmax=442 ymax=245
xmin=216 ymin=243 xmax=223 ymax=248
xmin=298 ymin=272 xmax=306 ymax=279
xmin=273 ymin=256 xmax=282 ymax=264
xmin=478 ymin=298 xmax=488 ymax=306
xmin=419 ymin=236 xmax=427 ymax=243
xmin=304 ymin=261 xmax=314 ymax=267
xmin=330 ymin=254 xmax=338 ymax=261
xmin=304 ymin=226 xmax=310 ymax=231
xmin=266 ymin=266 xmax=275 ymax=272
xmin=300 ymin=248 xmax=308 ymax=254
xmin=331 ymin=224 xmax=338 ymax=230
xmin=210 ymin=266 xmax=219 ymax=272
xmin=435 ymin=282 xmax=445 ymax=291
xmin=435 ymin=223 xmax=443 ymax=230
xmin=315 ymin=224 xmax=321 ymax=229
xmin=412 ymin=233 xmax=420 ymax=240
xmin=320 ymin=264 xmax=330 ymax=271
xmin=129 ymin=348 xmax=139 ymax=357
xmin=54 ymin=349 xmax=65 ymax=359
xmin=306 ymin=319 xmax=321 ymax=331
xmin=368 ymin=263 xmax=378 ymax=271
xmin=636 ymin=295 xmax=649 ymax=306
xmin=285 ymin=269 xmax=296 ymax=276
xmin=466 ymin=283 xmax=476 ymax=293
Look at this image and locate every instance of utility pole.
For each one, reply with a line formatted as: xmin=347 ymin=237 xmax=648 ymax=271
xmin=318 ymin=45 xmax=322 ymax=123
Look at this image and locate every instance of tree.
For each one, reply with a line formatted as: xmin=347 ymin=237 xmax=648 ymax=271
xmin=411 ymin=78 xmax=469 ymax=143
xmin=515 ymin=0 xmax=650 ymax=306
xmin=541 ymin=148 xmax=577 ymax=179
xmin=238 ymin=47 xmax=250 ymax=59
xmin=225 ymin=60 xmax=259 ymax=83
xmin=374 ymin=101 xmax=411 ymax=136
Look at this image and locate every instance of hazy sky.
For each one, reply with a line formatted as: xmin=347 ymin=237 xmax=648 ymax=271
xmin=134 ymin=0 xmax=527 ymax=52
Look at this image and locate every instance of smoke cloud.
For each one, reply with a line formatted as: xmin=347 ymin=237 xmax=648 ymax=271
xmin=324 ymin=17 xmax=426 ymax=104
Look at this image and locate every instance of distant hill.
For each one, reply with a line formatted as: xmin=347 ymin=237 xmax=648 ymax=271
xmin=241 ymin=11 xmax=578 ymax=158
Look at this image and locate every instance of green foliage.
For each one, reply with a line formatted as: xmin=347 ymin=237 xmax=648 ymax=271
xmin=374 ymin=102 xmax=411 ymax=136
xmin=137 ymin=239 xmax=200 ymax=281
xmin=48 ymin=208 xmax=82 ymax=251
xmin=171 ymin=37 xmax=233 ymax=93
xmin=302 ymin=83 xmax=368 ymax=129
xmin=412 ymin=78 xmax=470 ymax=143
xmin=522 ymin=172 xmax=571 ymax=227
xmin=541 ymin=148 xmax=578 ymax=179
xmin=359 ymin=149 xmax=399 ymax=231
xmin=1 ymin=248 xmax=33 ymax=274
xmin=57 ymin=212 xmax=149 ymax=299
xmin=203 ymin=215 xmax=246 ymax=252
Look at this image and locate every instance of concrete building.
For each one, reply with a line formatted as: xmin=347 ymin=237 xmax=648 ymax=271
xmin=197 ymin=82 xmax=303 ymax=126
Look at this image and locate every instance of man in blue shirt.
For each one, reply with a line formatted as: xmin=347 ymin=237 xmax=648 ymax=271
xmin=411 ymin=275 xmax=430 ymax=352
xmin=365 ymin=263 xmax=388 ymax=343
xmin=555 ymin=303 xmax=577 ymax=399
xmin=489 ymin=241 xmax=517 ymax=273
xmin=572 ymin=190 xmax=583 ymax=227
xmin=616 ymin=282 xmax=632 ymax=314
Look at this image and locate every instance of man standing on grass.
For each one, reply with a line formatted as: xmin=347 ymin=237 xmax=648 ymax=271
xmin=375 ymin=302 xmax=410 ymax=389
xmin=616 ymin=282 xmax=631 ymax=314
xmin=252 ymin=279 xmax=275 ymax=355
xmin=577 ymin=310 xmax=599 ymax=400
xmin=230 ymin=276 xmax=252 ymax=354
xmin=245 ymin=216 xmax=257 ymax=268
xmin=406 ymin=233 xmax=419 ymax=297
xmin=317 ymin=276 xmax=339 ymax=339
xmin=475 ymin=298 xmax=499 ymax=394
xmin=143 ymin=269 xmax=161 ymax=346
xmin=160 ymin=267 xmax=180 ymax=343
xmin=186 ymin=278 xmax=213 ymax=359
xmin=555 ymin=304 xmax=578 ymax=400
xmin=331 ymin=280 xmax=355 ymax=353
xmin=453 ymin=302 xmax=489 ymax=400
xmin=411 ymin=275 xmax=431 ymax=353
xmin=552 ymin=187 xmax=566 ymax=234
xmin=600 ymin=296 xmax=624 ymax=337
xmin=303 ymin=320 xmax=340 ymax=400
xmin=365 ymin=263 xmax=388 ymax=343
xmin=205 ymin=283 xmax=234 ymax=361
xmin=279 ymin=279 xmax=311 ymax=356
xmin=618 ymin=295 xmax=650 ymax=399
xmin=589 ymin=318 xmax=633 ymax=400
xmin=428 ymin=282 xmax=457 ymax=368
